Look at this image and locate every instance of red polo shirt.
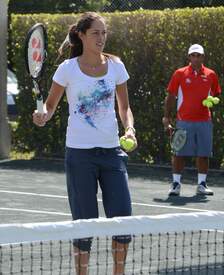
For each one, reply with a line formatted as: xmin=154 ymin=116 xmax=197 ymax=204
xmin=167 ymin=64 xmax=221 ymax=121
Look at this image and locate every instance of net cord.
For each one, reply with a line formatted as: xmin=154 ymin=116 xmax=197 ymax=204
xmin=0 ymin=211 xmax=223 ymax=245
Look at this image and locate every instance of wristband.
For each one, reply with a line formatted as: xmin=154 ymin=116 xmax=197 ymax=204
xmin=125 ymin=126 xmax=136 ymax=134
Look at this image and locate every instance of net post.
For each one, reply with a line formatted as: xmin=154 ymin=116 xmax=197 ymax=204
xmin=0 ymin=0 xmax=11 ymax=159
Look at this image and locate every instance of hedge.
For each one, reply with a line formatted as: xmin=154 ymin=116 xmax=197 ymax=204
xmin=10 ymin=7 xmax=224 ymax=168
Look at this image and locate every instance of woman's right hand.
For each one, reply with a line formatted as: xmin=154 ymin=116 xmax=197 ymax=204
xmin=32 ymin=110 xmax=50 ymax=127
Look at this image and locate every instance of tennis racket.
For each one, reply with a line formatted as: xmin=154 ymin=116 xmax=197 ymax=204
xmin=167 ymin=126 xmax=187 ymax=152
xmin=25 ymin=23 xmax=47 ymax=113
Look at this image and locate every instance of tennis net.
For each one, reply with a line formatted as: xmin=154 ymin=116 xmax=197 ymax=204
xmin=0 ymin=211 xmax=223 ymax=274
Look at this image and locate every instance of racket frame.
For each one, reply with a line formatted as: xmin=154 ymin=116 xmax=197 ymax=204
xmin=24 ymin=23 xmax=47 ymax=113
xmin=169 ymin=127 xmax=187 ymax=153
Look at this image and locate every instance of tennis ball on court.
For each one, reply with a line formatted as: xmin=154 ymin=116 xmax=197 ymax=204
xmin=120 ymin=136 xmax=135 ymax=152
xmin=212 ymin=97 xmax=220 ymax=105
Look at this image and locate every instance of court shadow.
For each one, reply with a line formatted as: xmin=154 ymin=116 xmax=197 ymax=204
xmin=0 ymin=159 xmax=65 ymax=173
xmin=153 ymin=195 xmax=210 ymax=206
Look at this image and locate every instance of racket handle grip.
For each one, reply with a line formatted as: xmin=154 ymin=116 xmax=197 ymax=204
xmin=36 ymin=96 xmax=44 ymax=113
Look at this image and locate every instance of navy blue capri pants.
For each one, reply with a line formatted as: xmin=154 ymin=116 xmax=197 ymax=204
xmin=65 ymin=147 xmax=132 ymax=251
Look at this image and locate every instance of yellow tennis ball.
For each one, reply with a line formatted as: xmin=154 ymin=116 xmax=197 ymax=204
xmin=120 ymin=136 xmax=135 ymax=151
xmin=207 ymin=96 xmax=214 ymax=102
xmin=120 ymin=136 xmax=127 ymax=148
xmin=206 ymin=101 xmax=213 ymax=108
xmin=202 ymin=99 xmax=213 ymax=108
xmin=212 ymin=97 xmax=220 ymax=105
xmin=202 ymin=99 xmax=208 ymax=106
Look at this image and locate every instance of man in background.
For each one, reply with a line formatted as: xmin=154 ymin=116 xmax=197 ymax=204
xmin=162 ymin=44 xmax=221 ymax=196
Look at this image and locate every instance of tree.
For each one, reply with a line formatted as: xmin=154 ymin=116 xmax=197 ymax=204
xmin=0 ymin=0 xmax=11 ymax=159
xmin=8 ymin=0 xmax=109 ymax=13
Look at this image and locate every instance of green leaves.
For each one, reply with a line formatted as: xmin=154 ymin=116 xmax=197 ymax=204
xmin=9 ymin=8 xmax=224 ymax=167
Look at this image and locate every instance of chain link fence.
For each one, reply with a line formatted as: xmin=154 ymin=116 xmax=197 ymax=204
xmin=8 ymin=0 xmax=224 ymax=14
xmin=104 ymin=0 xmax=224 ymax=12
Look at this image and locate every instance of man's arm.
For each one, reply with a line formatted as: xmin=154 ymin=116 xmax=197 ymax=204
xmin=162 ymin=93 xmax=177 ymax=129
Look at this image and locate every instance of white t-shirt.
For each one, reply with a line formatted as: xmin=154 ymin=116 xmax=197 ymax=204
xmin=53 ymin=57 xmax=129 ymax=149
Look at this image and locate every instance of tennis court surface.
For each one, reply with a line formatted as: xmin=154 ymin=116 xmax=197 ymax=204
xmin=0 ymin=159 xmax=223 ymax=274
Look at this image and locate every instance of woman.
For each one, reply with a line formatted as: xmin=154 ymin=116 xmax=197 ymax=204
xmin=33 ymin=12 xmax=137 ymax=275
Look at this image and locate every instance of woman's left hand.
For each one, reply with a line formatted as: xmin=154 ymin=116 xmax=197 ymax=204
xmin=124 ymin=127 xmax=137 ymax=152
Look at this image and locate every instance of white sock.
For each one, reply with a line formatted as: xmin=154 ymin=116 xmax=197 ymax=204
xmin=173 ymin=174 xmax=181 ymax=184
xmin=198 ymin=173 xmax=207 ymax=184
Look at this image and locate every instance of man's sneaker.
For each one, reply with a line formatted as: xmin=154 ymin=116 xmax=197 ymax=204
xmin=196 ymin=182 xmax=214 ymax=196
xmin=168 ymin=182 xmax=181 ymax=196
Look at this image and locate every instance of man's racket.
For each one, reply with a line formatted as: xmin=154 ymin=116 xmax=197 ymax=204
xmin=168 ymin=126 xmax=187 ymax=152
xmin=25 ymin=23 xmax=47 ymax=113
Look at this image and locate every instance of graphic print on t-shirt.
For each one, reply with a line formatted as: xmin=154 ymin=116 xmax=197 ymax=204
xmin=76 ymin=79 xmax=113 ymax=128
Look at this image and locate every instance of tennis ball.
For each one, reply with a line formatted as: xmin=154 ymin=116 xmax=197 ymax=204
xmin=207 ymin=96 xmax=214 ymax=102
xmin=202 ymin=99 xmax=208 ymax=106
xmin=120 ymin=136 xmax=135 ymax=152
xmin=202 ymin=99 xmax=213 ymax=108
xmin=206 ymin=101 xmax=213 ymax=108
xmin=212 ymin=97 xmax=220 ymax=105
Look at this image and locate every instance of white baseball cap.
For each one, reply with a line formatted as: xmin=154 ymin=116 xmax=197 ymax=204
xmin=188 ymin=44 xmax=204 ymax=55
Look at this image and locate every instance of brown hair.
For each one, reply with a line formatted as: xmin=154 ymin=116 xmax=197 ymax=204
xmin=57 ymin=12 xmax=119 ymax=62
xmin=58 ymin=12 xmax=105 ymax=59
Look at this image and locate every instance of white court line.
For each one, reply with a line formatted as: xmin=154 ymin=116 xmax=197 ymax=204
xmin=0 ymin=190 xmax=67 ymax=199
xmin=131 ymin=202 xmax=224 ymax=213
xmin=0 ymin=207 xmax=71 ymax=216
xmin=0 ymin=189 xmax=221 ymax=213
